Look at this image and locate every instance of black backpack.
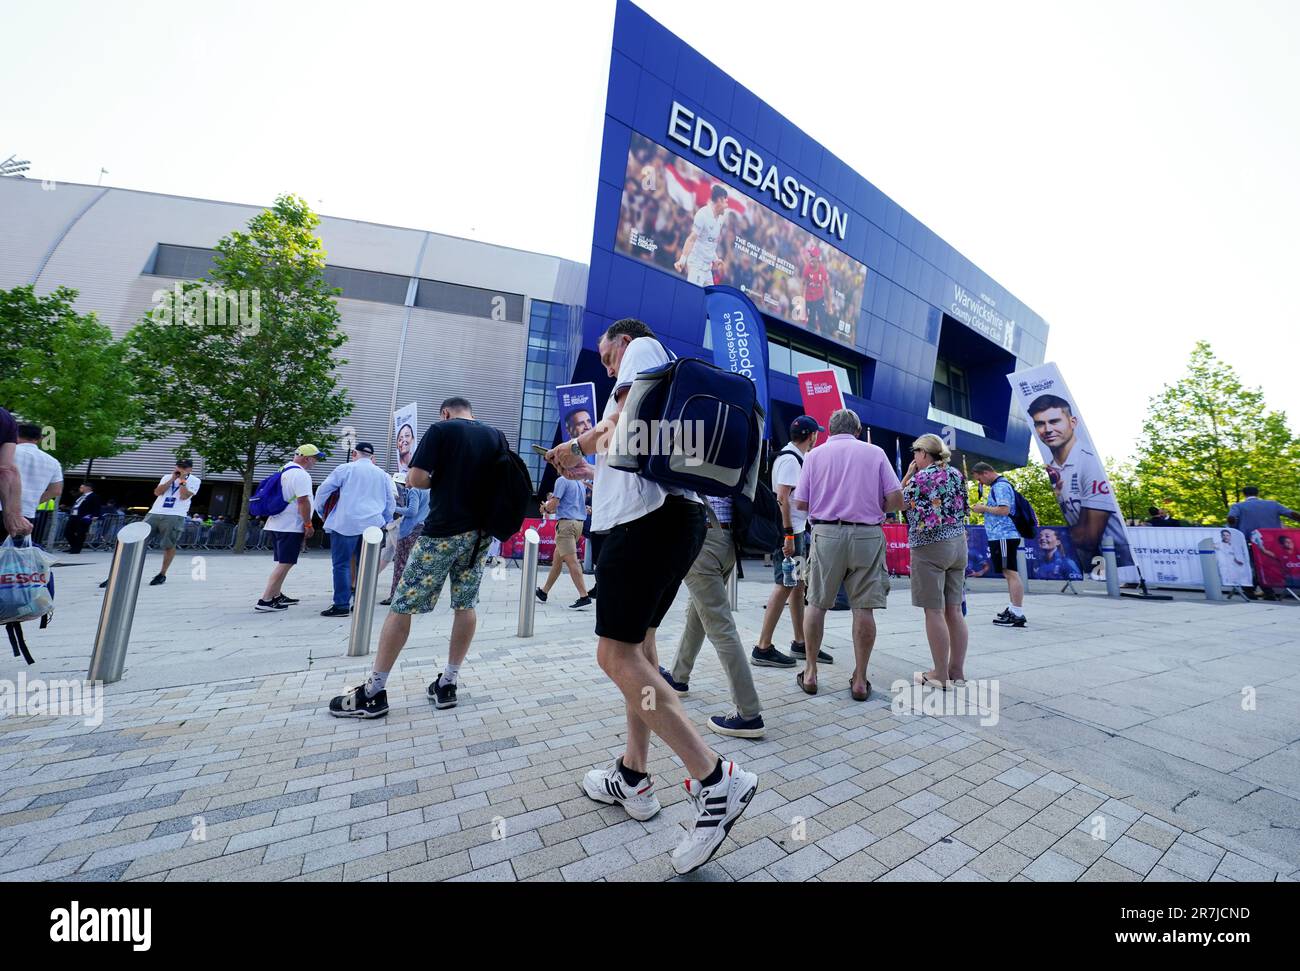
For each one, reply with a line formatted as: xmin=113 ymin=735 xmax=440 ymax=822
xmin=477 ymin=431 xmax=535 ymax=542
xmin=996 ymin=476 xmax=1040 ymax=540
xmin=732 ymin=480 xmax=782 ymax=556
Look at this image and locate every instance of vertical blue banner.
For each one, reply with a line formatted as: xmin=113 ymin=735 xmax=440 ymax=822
xmin=556 ymin=382 xmax=597 ymax=463
xmin=703 ymin=284 xmax=770 ymax=437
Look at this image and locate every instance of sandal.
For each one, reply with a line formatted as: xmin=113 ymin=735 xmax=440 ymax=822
xmin=797 ymin=671 xmax=818 ymax=695
xmin=913 ymin=671 xmax=950 ymax=690
xmin=850 ymin=678 xmax=871 ymax=702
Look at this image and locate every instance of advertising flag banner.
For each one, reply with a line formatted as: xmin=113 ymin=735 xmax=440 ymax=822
xmin=556 ymin=383 xmax=597 ymax=464
xmin=1008 ymin=363 xmax=1138 ymax=583
xmin=704 ymin=285 xmax=769 ymax=436
xmin=393 ymin=402 xmax=418 ymax=474
xmin=1249 ymin=528 xmax=1300 ymax=590
xmin=1128 ymin=526 xmax=1254 ymax=589
xmin=796 ymin=368 xmax=844 ymax=448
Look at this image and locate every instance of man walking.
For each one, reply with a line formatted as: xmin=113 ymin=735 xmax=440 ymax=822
xmin=752 ymin=415 xmax=824 ymax=669
xmin=314 ymin=442 xmax=395 ymax=617
xmin=546 ymin=318 xmax=759 ymax=876
xmin=660 ymin=494 xmax=767 ymax=738
xmin=1229 ymin=486 xmax=1300 ymax=599
xmin=971 ymin=462 xmax=1027 ymax=627
xmin=792 ymin=408 xmax=903 ymax=700
xmin=0 ymin=423 xmax=62 ymax=546
xmin=255 ymin=444 xmax=319 ymax=612
xmin=64 ymin=483 xmax=104 ymax=554
xmin=328 ymin=397 xmax=500 ymax=717
xmin=536 ymin=472 xmax=591 ymax=609
xmin=0 ymin=407 xmax=32 ymax=540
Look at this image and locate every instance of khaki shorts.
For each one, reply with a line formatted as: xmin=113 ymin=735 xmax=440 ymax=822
xmin=806 ymin=523 xmax=889 ymax=609
xmin=554 ymin=519 xmax=583 ymax=559
xmin=145 ymin=513 xmax=185 ymax=549
xmin=909 ymin=534 xmax=967 ymax=610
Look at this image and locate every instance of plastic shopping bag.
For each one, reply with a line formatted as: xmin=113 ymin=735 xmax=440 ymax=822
xmin=0 ymin=537 xmax=53 ymax=624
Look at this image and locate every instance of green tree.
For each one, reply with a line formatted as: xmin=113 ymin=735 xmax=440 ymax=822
xmin=126 ymin=194 xmax=351 ymax=551
xmin=1136 ymin=341 xmax=1300 ymax=524
xmin=963 ymin=460 xmax=1062 ymax=526
xmin=1107 ymin=458 xmax=1153 ymax=525
xmin=0 ymin=285 xmax=152 ymax=471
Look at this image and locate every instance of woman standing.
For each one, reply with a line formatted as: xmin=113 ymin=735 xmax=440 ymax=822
xmin=901 ymin=433 xmax=969 ymax=689
xmin=382 ymin=474 xmax=429 ymax=606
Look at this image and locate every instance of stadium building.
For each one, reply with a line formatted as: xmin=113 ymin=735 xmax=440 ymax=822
xmin=0 ymin=0 xmax=1046 ymax=517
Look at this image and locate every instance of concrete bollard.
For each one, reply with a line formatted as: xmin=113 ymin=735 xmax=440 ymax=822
xmin=517 ymin=528 xmax=540 ymax=637
xmin=1101 ymin=541 xmax=1120 ymax=598
xmin=88 ymin=521 xmax=153 ymax=684
xmin=347 ymin=526 xmax=385 ymax=657
xmin=1198 ymin=538 xmax=1225 ymax=601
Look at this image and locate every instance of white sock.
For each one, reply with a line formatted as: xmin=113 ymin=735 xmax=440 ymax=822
xmin=443 ymin=662 xmax=461 ymax=685
xmin=1008 ymin=605 xmax=1024 ymax=617
xmin=364 ymin=670 xmax=389 ymax=698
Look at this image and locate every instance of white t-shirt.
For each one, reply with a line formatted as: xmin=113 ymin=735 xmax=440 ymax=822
xmin=771 ymin=446 xmax=807 ymax=533
xmin=7 ymin=443 xmax=63 ymax=517
xmin=147 ymin=472 xmax=202 ymax=517
xmin=688 ymin=205 xmax=724 ymax=268
xmin=264 ymin=463 xmax=314 ymax=533
xmin=592 ymin=336 xmax=699 ymax=532
xmin=1047 ymin=444 xmax=1128 ymax=551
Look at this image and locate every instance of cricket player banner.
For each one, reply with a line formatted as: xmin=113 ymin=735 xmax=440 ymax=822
xmin=796 ymin=368 xmax=844 ymax=449
xmin=392 ymin=402 xmax=418 ymax=474
xmin=705 ymin=285 xmax=769 ymax=435
xmin=1250 ymin=528 xmax=1300 ymax=590
xmin=1127 ymin=526 xmax=1254 ymax=590
xmin=884 ymin=525 xmax=1085 ymax=581
xmin=555 ymin=382 xmax=597 ymax=464
xmin=1008 ymin=362 xmax=1138 ymax=583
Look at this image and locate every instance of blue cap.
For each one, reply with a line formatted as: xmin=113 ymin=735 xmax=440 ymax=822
xmin=790 ymin=416 xmax=824 ymax=438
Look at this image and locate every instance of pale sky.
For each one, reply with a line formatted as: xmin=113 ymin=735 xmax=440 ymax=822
xmin=4 ymin=0 xmax=1297 ymax=459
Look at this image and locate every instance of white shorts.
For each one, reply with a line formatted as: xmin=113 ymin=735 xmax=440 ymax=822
xmin=686 ymin=264 xmax=713 ymax=286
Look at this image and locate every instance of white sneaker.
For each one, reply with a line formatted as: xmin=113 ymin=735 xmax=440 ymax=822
xmin=581 ymin=759 xmax=661 ymax=821
xmin=671 ymin=760 xmax=759 ymax=875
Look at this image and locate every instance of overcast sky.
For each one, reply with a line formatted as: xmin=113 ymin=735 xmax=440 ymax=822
xmin=5 ymin=0 xmax=1296 ymax=459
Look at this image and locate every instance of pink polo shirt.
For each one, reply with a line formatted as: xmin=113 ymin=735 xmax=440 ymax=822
xmin=792 ymin=434 xmax=902 ymax=524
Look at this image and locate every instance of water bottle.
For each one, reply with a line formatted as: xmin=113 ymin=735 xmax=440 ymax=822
xmin=782 ymin=556 xmax=797 ymax=588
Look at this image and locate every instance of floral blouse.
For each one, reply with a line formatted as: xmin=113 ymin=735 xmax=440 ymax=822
xmin=903 ymin=464 xmax=968 ymax=548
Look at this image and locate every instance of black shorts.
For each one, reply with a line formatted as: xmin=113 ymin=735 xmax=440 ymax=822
xmin=988 ymin=537 xmax=1020 ymax=574
xmin=269 ymin=530 xmax=304 ymax=565
xmin=595 ymin=496 xmax=707 ymax=645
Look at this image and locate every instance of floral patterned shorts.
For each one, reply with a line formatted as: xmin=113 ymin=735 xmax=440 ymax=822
xmin=391 ymin=531 xmax=488 ymax=614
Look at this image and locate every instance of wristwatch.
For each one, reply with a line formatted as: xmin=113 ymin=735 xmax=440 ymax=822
xmin=568 ymin=439 xmax=583 ymax=458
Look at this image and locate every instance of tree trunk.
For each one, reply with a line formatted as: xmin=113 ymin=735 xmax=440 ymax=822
xmin=234 ymin=449 xmax=257 ymax=553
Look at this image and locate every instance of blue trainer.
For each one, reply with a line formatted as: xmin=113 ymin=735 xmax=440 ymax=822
xmin=658 ymin=666 xmax=689 ymax=697
xmin=708 ymin=711 xmax=765 ymax=739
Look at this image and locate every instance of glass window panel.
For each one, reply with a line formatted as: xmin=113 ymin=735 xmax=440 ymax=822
xmin=791 ymin=348 xmax=825 ymax=376
xmin=768 ymin=340 xmax=792 ymax=375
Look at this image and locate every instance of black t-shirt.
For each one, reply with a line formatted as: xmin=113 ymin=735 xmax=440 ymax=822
xmin=0 ymin=407 xmax=16 ymax=446
xmin=410 ymin=418 xmax=504 ymax=538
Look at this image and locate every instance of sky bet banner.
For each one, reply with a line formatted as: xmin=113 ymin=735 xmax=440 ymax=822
xmin=704 ymin=285 xmax=769 ymax=436
xmin=556 ymin=382 xmax=597 ymax=463
xmin=1008 ymin=362 xmax=1138 ymax=583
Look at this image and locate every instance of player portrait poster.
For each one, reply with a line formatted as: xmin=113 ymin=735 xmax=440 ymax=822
xmin=615 ymin=132 xmax=867 ymax=346
xmin=556 ymin=383 xmax=597 ymax=464
xmin=1008 ymin=363 xmax=1137 ymax=582
xmin=392 ymin=402 xmax=418 ymax=474
xmin=1251 ymin=528 xmax=1300 ymax=590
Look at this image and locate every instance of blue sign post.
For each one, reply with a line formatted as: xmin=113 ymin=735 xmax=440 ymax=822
xmin=704 ymin=285 xmax=769 ymax=437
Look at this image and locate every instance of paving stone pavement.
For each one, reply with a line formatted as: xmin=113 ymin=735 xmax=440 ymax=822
xmin=1 ymin=550 xmax=1297 ymax=882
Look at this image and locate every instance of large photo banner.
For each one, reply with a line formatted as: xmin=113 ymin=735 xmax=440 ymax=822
xmin=393 ymin=402 xmax=418 ymax=473
xmin=556 ymin=382 xmax=597 ymax=463
xmin=616 ymin=132 xmax=867 ymax=345
xmin=797 ymin=368 xmax=844 ymax=448
xmin=1251 ymin=528 xmax=1300 ymax=589
xmin=885 ymin=525 xmax=1085 ymax=581
xmin=500 ymin=518 xmax=587 ymax=566
xmin=1008 ymin=363 xmax=1138 ymax=583
xmin=705 ymin=285 xmax=769 ymax=435
xmin=1128 ymin=526 xmax=1254 ymax=589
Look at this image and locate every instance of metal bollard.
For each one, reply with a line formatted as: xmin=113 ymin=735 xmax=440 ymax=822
xmin=582 ymin=537 xmax=593 ymax=575
xmin=1017 ymin=550 xmax=1031 ymax=598
xmin=727 ymin=564 xmax=739 ymax=611
xmin=88 ymin=521 xmax=153 ymax=684
xmin=347 ymin=526 xmax=385 ymax=657
xmin=517 ymin=528 xmax=540 ymax=637
xmin=1198 ymin=538 xmax=1225 ymax=601
xmin=1101 ymin=541 xmax=1120 ymax=598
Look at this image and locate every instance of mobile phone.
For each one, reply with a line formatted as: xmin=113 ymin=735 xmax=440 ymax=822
xmin=530 ymin=444 xmax=551 ymax=457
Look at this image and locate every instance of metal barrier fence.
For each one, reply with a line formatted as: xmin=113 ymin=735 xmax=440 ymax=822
xmin=43 ymin=512 xmax=347 ymax=553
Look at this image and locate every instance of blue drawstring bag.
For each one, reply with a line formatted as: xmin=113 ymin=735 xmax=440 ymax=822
xmin=0 ymin=536 xmax=54 ymax=664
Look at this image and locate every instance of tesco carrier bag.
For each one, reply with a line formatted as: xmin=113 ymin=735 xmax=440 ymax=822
xmin=0 ymin=537 xmax=55 ymax=665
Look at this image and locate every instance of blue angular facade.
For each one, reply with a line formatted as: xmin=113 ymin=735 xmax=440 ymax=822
xmin=575 ymin=0 xmax=1048 ymax=466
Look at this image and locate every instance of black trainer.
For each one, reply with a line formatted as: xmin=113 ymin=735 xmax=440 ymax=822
xmin=254 ymin=598 xmax=287 ymax=612
xmin=789 ymin=641 xmax=833 ymax=664
xmin=751 ymin=644 xmax=796 ymax=668
xmin=535 ymin=587 xmax=548 ymax=604
xmin=320 ymin=604 xmax=350 ymax=617
xmin=328 ymin=685 xmax=389 ymax=719
xmin=993 ymin=612 xmax=1027 ymax=628
xmin=569 ymin=596 xmax=592 ymax=609
xmin=428 ymin=674 xmax=458 ymax=710
xmin=588 ymin=584 xmax=597 ymax=599
xmin=275 ymin=593 xmax=300 ymax=605
xmin=98 ymin=579 xmax=108 ymax=589
xmin=149 ymin=573 xmax=167 ymax=586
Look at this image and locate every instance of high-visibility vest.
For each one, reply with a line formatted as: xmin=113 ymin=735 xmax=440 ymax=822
xmin=38 ymin=498 xmax=56 ymax=511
